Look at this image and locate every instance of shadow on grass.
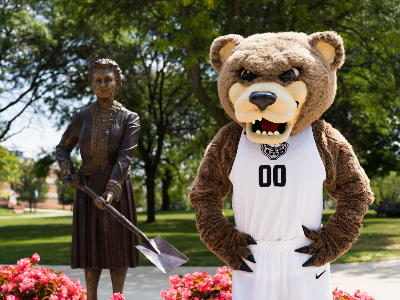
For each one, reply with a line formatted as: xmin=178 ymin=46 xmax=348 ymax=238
xmin=0 ymin=223 xmax=73 ymax=241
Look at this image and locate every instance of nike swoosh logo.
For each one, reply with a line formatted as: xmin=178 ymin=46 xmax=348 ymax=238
xmin=315 ymin=270 xmax=326 ymax=279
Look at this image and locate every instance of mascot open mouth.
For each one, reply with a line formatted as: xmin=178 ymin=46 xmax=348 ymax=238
xmin=251 ymin=118 xmax=286 ymax=135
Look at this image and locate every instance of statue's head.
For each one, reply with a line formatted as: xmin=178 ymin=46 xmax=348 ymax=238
xmin=88 ymin=58 xmax=123 ymax=101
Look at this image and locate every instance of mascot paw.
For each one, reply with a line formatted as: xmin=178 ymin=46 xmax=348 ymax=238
xmin=294 ymin=225 xmax=350 ymax=267
xmin=225 ymin=234 xmax=257 ymax=271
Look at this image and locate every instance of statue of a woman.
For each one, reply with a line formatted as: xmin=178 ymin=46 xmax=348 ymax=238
xmin=56 ymin=58 xmax=140 ymax=300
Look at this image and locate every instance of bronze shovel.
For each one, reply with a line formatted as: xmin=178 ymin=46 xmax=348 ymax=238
xmin=62 ymin=174 xmax=189 ymax=273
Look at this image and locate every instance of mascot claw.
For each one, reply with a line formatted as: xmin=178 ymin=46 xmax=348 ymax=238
xmin=247 ymin=254 xmax=256 ymax=263
xmin=247 ymin=236 xmax=257 ymax=245
xmin=302 ymin=257 xmax=314 ymax=267
xmin=302 ymin=225 xmax=311 ymax=238
xmin=294 ymin=246 xmax=309 ymax=254
xmin=240 ymin=262 xmax=253 ymax=272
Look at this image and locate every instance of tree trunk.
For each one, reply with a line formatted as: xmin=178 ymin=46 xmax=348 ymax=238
xmin=161 ymin=168 xmax=172 ymax=211
xmin=146 ymin=169 xmax=156 ymax=223
xmin=187 ymin=63 xmax=230 ymax=127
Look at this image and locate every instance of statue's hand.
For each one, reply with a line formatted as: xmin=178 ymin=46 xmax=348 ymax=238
xmin=102 ymin=191 xmax=114 ymax=205
xmin=94 ymin=197 xmax=105 ymax=210
xmin=68 ymin=172 xmax=80 ymax=185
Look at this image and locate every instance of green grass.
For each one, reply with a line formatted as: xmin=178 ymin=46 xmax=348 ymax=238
xmin=0 ymin=216 xmax=73 ymax=265
xmin=0 ymin=210 xmax=399 ymax=266
xmin=0 ymin=208 xmax=47 ymax=216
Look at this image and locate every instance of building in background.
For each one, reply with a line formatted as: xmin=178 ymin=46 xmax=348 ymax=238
xmin=44 ymin=165 xmax=72 ymax=210
xmin=0 ymin=182 xmax=18 ymax=206
xmin=0 ymin=162 xmax=72 ymax=210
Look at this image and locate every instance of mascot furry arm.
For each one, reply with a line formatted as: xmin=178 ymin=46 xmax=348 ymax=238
xmin=189 ymin=122 xmax=254 ymax=271
xmin=306 ymin=120 xmax=374 ymax=267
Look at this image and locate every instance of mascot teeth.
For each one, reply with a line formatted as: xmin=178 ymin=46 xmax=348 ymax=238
xmin=256 ymin=130 xmax=261 ymax=134
xmin=262 ymin=131 xmax=267 ymax=135
xmin=251 ymin=118 xmax=286 ymax=135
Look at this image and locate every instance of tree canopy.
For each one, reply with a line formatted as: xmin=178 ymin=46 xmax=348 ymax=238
xmin=2 ymin=0 xmax=400 ymax=221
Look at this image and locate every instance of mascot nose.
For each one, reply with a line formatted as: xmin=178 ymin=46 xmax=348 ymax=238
xmin=249 ymin=92 xmax=277 ymax=111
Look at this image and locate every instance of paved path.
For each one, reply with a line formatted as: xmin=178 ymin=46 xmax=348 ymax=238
xmin=0 ymin=209 xmax=72 ymax=219
xmin=40 ymin=260 xmax=400 ymax=300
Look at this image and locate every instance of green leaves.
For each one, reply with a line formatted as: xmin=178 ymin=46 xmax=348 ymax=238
xmin=0 ymin=146 xmax=20 ymax=184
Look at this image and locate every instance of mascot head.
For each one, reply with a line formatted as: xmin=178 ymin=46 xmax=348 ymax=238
xmin=210 ymin=31 xmax=345 ymax=144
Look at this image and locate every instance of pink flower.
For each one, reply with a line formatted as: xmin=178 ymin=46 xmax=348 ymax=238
xmin=1 ymin=283 xmax=16 ymax=292
xmin=17 ymin=258 xmax=30 ymax=270
xmin=160 ymin=288 xmax=178 ymax=300
xmin=179 ymin=288 xmax=192 ymax=300
xmin=31 ymin=253 xmax=40 ymax=263
xmin=220 ymin=289 xmax=232 ymax=299
xmin=168 ymin=275 xmax=181 ymax=288
xmin=332 ymin=287 xmax=376 ymax=300
xmin=110 ymin=293 xmax=125 ymax=300
xmin=1 ymin=254 xmax=87 ymax=299
xmin=160 ymin=268 xmax=376 ymax=300
xmin=19 ymin=277 xmax=36 ymax=292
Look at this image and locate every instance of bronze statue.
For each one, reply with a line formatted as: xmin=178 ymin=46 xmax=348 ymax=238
xmin=56 ymin=58 xmax=140 ymax=300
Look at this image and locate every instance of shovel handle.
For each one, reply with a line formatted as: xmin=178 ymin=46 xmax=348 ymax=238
xmin=62 ymin=174 xmax=152 ymax=246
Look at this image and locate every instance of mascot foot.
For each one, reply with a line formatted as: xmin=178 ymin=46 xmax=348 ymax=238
xmin=240 ymin=262 xmax=253 ymax=272
xmin=247 ymin=254 xmax=256 ymax=263
xmin=302 ymin=257 xmax=314 ymax=267
xmin=294 ymin=246 xmax=308 ymax=254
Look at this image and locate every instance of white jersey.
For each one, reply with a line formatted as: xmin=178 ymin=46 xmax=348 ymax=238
xmin=230 ymin=125 xmax=326 ymax=241
xmin=230 ymin=126 xmax=331 ymax=300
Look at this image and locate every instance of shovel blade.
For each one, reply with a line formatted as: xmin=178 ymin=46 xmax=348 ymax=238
xmin=136 ymin=235 xmax=189 ymax=273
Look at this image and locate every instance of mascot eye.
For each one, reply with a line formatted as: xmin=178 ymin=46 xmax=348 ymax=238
xmin=279 ymin=68 xmax=300 ymax=82
xmin=241 ymin=70 xmax=258 ymax=81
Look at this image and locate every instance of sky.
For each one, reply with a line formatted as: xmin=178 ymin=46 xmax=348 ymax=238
xmin=1 ymin=90 xmax=88 ymax=159
xmin=2 ymin=112 xmax=66 ymax=159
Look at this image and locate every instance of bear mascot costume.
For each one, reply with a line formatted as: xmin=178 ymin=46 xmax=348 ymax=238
xmin=189 ymin=31 xmax=374 ymax=300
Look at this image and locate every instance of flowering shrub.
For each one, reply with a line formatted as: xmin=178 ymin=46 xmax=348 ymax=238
xmin=0 ymin=253 xmax=126 ymax=300
xmin=333 ymin=288 xmax=376 ymax=300
xmin=110 ymin=293 xmax=125 ymax=300
xmin=160 ymin=266 xmax=377 ymax=300
xmin=160 ymin=266 xmax=232 ymax=300
xmin=0 ymin=253 xmax=87 ymax=300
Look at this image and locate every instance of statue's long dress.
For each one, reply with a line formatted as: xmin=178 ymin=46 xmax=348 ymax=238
xmin=56 ymin=101 xmax=140 ymax=269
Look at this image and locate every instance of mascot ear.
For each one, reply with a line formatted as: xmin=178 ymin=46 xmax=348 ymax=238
xmin=309 ymin=31 xmax=345 ymax=71
xmin=210 ymin=34 xmax=243 ymax=73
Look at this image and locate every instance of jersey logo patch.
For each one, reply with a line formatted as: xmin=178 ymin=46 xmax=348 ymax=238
xmin=316 ymin=270 xmax=326 ymax=279
xmin=261 ymin=142 xmax=289 ymax=160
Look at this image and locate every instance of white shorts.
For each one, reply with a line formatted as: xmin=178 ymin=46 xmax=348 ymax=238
xmin=232 ymin=237 xmax=331 ymax=300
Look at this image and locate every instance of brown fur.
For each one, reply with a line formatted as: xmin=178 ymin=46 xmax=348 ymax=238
xmin=189 ymin=122 xmax=251 ymax=269
xmin=210 ymin=31 xmax=344 ymax=136
xmin=309 ymin=120 xmax=374 ymax=266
